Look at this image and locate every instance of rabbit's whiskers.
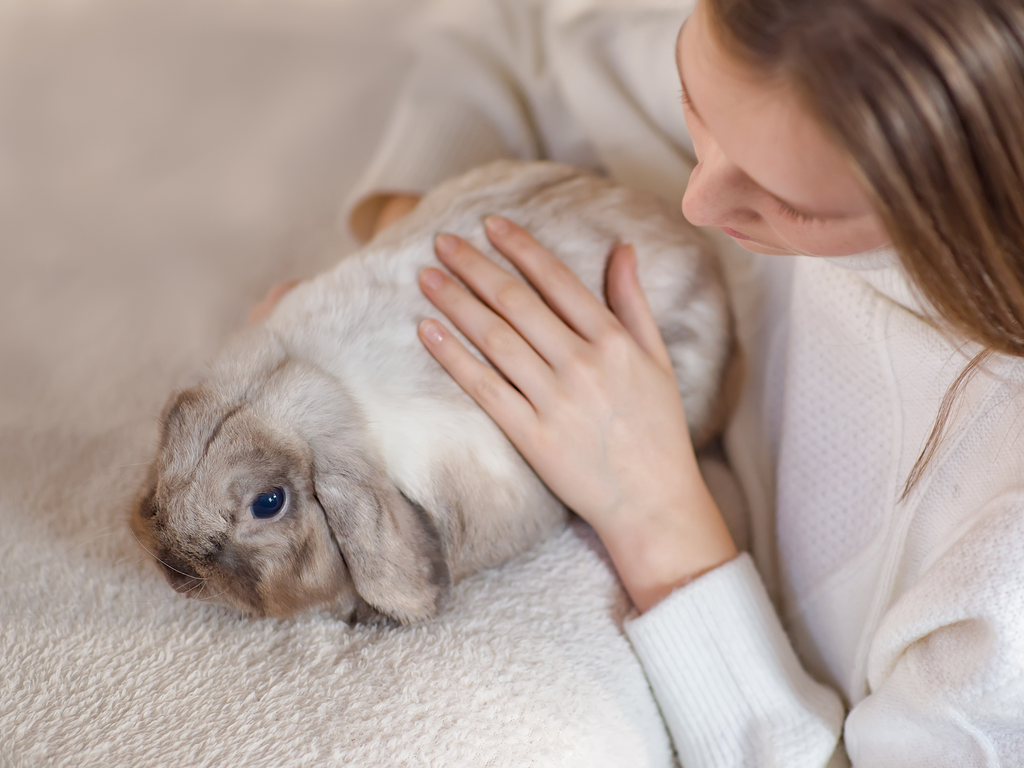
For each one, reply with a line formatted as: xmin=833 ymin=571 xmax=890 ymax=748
xmin=129 ymin=526 xmax=201 ymax=582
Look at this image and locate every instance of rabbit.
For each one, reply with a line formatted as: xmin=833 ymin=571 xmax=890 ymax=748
xmin=130 ymin=160 xmax=734 ymax=625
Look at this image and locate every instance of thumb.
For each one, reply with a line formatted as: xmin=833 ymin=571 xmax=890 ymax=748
xmin=605 ymin=244 xmax=673 ymax=372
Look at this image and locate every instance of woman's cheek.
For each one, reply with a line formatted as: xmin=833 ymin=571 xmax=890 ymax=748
xmin=766 ymin=215 xmax=891 ymax=257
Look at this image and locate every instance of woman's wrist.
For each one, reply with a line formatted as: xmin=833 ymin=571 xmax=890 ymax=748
xmin=599 ymin=482 xmax=738 ymax=613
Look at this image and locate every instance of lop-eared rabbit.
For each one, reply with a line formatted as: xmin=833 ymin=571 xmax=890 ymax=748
xmin=131 ymin=161 xmax=733 ymax=625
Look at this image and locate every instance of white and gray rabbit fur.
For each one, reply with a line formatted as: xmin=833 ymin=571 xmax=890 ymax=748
xmin=131 ymin=160 xmax=733 ymax=625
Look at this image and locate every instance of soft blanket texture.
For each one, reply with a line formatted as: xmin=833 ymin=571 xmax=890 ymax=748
xmin=0 ymin=0 xmax=673 ymax=764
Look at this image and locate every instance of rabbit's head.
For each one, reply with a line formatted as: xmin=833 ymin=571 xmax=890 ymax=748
xmin=130 ymin=335 xmax=450 ymax=624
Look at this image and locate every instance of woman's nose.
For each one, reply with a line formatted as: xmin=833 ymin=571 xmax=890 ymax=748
xmin=681 ymin=141 xmax=759 ymax=228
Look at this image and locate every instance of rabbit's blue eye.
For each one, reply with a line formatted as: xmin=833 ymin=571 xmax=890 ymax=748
xmin=251 ymin=487 xmax=287 ymax=519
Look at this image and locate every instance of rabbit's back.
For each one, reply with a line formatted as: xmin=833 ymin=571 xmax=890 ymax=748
xmin=265 ymin=161 xmax=731 ymax=579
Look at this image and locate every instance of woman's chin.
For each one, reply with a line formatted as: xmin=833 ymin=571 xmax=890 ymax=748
xmin=733 ymin=238 xmax=799 ymax=256
xmin=724 ymin=230 xmax=895 ymax=258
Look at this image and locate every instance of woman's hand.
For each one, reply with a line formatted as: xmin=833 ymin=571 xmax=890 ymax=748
xmin=418 ymin=216 xmax=737 ymax=611
xmin=248 ymin=193 xmax=423 ymax=325
xmin=374 ymin=193 xmax=421 ymax=234
xmin=248 ymin=279 xmax=301 ymax=325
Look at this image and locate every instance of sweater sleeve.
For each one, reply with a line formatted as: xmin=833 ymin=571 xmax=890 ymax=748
xmin=344 ymin=0 xmax=599 ymax=241
xmin=624 ymin=553 xmax=846 ymax=767
xmin=625 ymin=496 xmax=1024 ymax=767
xmin=343 ymin=0 xmax=699 ymax=241
xmin=843 ymin=495 xmax=1024 ymax=766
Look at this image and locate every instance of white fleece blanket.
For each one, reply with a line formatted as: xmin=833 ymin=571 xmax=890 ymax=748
xmin=0 ymin=1 xmax=674 ymax=765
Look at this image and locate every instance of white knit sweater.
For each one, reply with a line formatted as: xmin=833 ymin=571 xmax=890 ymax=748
xmin=344 ymin=1 xmax=1024 ymax=764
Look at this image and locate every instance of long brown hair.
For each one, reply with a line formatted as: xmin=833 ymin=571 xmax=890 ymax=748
xmin=706 ymin=0 xmax=1024 ymax=495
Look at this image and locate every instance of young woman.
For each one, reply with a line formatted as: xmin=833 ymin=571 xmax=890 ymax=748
xmin=256 ymin=0 xmax=1024 ymax=763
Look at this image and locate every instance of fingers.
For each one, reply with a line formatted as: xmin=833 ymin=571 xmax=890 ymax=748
xmin=482 ymin=216 xmax=620 ymax=343
xmin=248 ymin=279 xmax=301 ymax=325
xmin=431 ymin=232 xmax=586 ymax=369
xmin=419 ymin=265 xmax=559 ymax=407
xmin=417 ymin=317 xmax=539 ymax=446
xmin=605 ymin=245 xmax=674 ymax=373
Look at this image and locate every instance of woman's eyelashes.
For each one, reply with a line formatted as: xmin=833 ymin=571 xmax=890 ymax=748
xmin=774 ymin=196 xmax=828 ymax=224
xmin=680 ymin=85 xmax=693 ymax=110
xmin=680 ymin=85 xmax=702 ymax=122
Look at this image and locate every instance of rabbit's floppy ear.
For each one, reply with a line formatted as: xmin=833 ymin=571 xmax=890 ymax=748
xmin=312 ymin=445 xmax=450 ymax=625
xmin=156 ymin=384 xmax=238 ymax=477
xmin=156 ymin=330 xmax=288 ymax=478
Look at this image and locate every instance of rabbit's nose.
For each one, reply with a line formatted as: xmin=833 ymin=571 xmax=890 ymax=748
xmin=158 ymin=552 xmax=204 ymax=595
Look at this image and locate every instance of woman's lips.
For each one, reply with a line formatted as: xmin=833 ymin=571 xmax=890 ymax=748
xmin=720 ymin=226 xmax=752 ymax=241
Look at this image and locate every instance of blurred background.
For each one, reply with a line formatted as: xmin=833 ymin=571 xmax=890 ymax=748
xmin=0 ymin=0 xmax=416 ymax=424
xmin=0 ymin=0 xmax=426 ymax=748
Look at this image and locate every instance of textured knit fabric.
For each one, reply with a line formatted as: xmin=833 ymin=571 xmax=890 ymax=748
xmin=345 ymin=1 xmax=1024 ymax=765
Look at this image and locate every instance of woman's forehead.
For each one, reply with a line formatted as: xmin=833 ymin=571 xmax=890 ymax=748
xmin=676 ymin=4 xmax=873 ymax=219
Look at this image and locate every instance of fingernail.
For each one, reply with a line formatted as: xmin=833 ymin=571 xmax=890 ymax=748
xmin=485 ymin=215 xmax=510 ymax=235
xmin=624 ymin=243 xmax=638 ymax=270
xmin=420 ymin=319 xmax=445 ymax=345
xmin=435 ymin=233 xmax=460 ymax=257
xmin=420 ymin=268 xmax=444 ymax=290
xmin=614 ymin=243 xmax=636 ymax=272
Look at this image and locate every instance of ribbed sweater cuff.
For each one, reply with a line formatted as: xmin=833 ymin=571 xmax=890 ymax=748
xmin=624 ymin=553 xmax=844 ymax=768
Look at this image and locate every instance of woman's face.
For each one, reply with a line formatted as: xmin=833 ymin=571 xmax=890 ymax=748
xmin=677 ymin=1 xmax=890 ymax=257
